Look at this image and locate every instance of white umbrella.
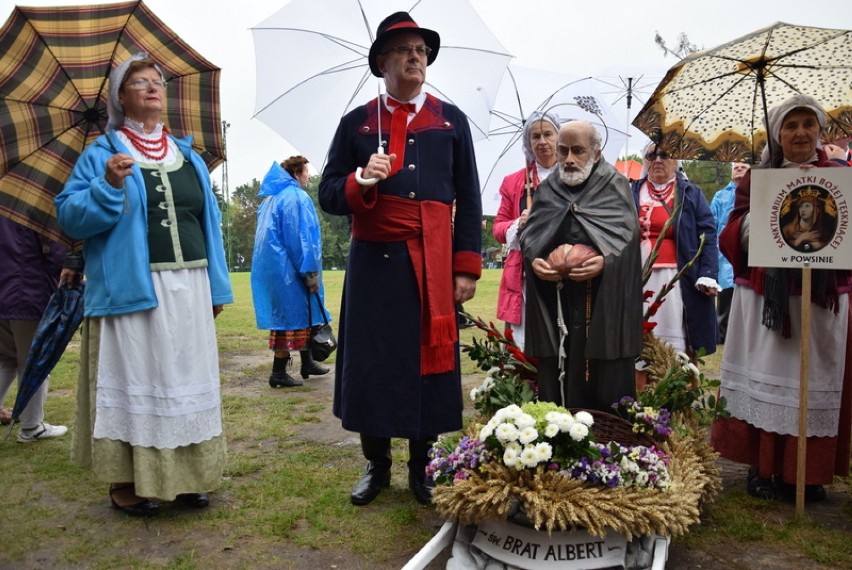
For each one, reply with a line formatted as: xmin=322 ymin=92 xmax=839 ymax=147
xmin=594 ymin=63 xmax=668 ymax=159
xmin=251 ymin=0 xmax=512 ymax=168
xmin=476 ymin=64 xmax=627 ymax=216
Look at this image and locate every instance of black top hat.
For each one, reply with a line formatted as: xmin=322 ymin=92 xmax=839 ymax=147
xmin=368 ymin=12 xmax=440 ymax=78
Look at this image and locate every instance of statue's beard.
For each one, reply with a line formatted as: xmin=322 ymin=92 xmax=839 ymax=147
xmin=559 ymin=160 xmax=594 ymax=186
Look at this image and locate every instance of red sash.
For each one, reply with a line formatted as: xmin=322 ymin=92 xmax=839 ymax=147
xmin=351 ymin=196 xmax=457 ymax=375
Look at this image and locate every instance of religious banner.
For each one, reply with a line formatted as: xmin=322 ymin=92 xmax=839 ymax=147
xmin=749 ymin=168 xmax=852 ymax=270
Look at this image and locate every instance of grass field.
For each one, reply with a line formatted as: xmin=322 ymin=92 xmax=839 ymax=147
xmin=1 ymin=269 xmax=850 ymax=569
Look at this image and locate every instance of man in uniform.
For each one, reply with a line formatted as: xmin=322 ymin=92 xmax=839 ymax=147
xmin=318 ymin=12 xmax=482 ymax=506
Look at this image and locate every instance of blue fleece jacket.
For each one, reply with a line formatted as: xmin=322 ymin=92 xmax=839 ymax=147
xmin=55 ymin=132 xmax=233 ymax=317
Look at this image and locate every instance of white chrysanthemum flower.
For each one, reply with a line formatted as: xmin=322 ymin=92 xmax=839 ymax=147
xmin=534 ymin=442 xmax=553 ymax=462
xmin=515 ymin=413 xmax=536 ymax=430
xmin=635 ymin=471 xmax=649 ymax=486
xmin=544 ymin=423 xmax=559 ymax=438
xmin=545 ymin=411 xmax=561 ymax=423
xmin=574 ymin=411 xmax=594 ymax=427
xmin=556 ymin=414 xmax=573 ymax=431
xmin=518 ymin=426 xmax=539 ymax=445
xmin=675 ymin=351 xmax=690 ymax=364
xmin=505 ymin=441 xmax=522 ymax=453
xmin=568 ymin=422 xmax=589 ymax=442
xmin=485 ymin=367 xmax=501 ymax=378
xmin=503 ymin=447 xmax=520 ymax=468
xmin=495 ymin=422 xmax=520 ymax=443
xmin=501 ymin=404 xmax=523 ymax=420
xmin=479 ymin=424 xmax=494 ymax=439
xmin=520 ymin=446 xmax=540 ymax=468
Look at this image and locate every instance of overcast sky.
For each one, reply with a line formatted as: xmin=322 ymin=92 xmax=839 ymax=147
xmin=2 ymin=0 xmax=850 ymax=193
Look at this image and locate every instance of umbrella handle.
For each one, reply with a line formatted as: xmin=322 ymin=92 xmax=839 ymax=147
xmin=354 ymin=146 xmax=385 ymax=186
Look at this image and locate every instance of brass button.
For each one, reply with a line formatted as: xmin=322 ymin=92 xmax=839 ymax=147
xmin=408 ymin=138 xmax=415 ymax=145
xmin=361 ymin=126 xmax=370 ymax=132
xmin=443 ymin=121 xmax=451 ymax=127
xmin=408 ymin=164 xmax=416 ymax=171
xmin=408 ymin=192 xmax=416 ymax=199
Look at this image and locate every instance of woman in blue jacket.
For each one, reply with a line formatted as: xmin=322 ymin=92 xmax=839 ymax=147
xmin=55 ymin=54 xmax=233 ymax=517
xmin=631 ymin=143 xmax=719 ymax=355
xmin=251 ymin=156 xmax=331 ymax=387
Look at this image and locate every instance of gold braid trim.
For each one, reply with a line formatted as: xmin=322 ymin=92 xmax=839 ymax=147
xmin=433 ymin=429 xmax=720 ymax=540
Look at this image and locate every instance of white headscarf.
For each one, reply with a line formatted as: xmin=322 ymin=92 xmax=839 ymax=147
xmin=521 ymin=111 xmax=561 ymax=164
xmin=759 ymin=94 xmax=826 ymax=167
xmin=106 ymin=52 xmax=166 ymax=131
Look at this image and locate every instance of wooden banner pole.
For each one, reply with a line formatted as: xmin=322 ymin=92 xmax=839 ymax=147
xmin=795 ymin=266 xmax=812 ymax=517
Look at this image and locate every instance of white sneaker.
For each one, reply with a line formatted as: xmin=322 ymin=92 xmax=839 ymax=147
xmin=17 ymin=422 xmax=68 ymax=443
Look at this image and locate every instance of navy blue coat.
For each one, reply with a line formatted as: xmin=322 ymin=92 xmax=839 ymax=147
xmin=632 ymin=176 xmax=719 ymax=354
xmin=319 ymin=95 xmax=482 ymax=439
xmin=0 ymin=217 xmax=65 ymax=321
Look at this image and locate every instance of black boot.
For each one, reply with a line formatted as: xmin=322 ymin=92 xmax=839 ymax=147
xmin=269 ymin=356 xmax=302 ymax=388
xmin=300 ymin=350 xmax=330 ymax=379
xmin=408 ymin=438 xmax=436 ymax=505
xmin=350 ymin=435 xmax=392 ymax=506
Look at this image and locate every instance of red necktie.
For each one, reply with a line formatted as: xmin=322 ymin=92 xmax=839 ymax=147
xmin=387 ymin=98 xmax=416 ymax=176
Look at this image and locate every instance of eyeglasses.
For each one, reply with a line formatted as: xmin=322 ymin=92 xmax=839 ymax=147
xmin=125 ymin=78 xmax=167 ymax=91
xmin=644 ymin=150 xmax=671 ymax=161
xmin=382 ymin=44 xmax=432 ymax=57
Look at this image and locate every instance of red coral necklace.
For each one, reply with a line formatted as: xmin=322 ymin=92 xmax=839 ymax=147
xmin=119 ymin=125 xmax=170 ymax=160
xmin=646 ymin=180 xmax=674 ymax=202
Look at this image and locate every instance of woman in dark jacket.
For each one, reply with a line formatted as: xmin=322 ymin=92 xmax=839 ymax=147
xmin=631 ymin=143 xmax=719 ymax=355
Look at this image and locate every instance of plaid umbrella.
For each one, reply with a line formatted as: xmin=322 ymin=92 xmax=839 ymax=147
xmin=11 ymin=283 xmax=84 ymax=422
xmin=0 ymin=0 xmax=224 ymax=249
xmin=632 ymin=22 xmax=852 ymax=162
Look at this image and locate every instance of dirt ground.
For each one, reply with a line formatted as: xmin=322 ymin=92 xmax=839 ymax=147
xmin=217 ymin=352 xmax=851 ymax=570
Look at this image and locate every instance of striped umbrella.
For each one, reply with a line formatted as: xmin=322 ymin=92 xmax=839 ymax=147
xmin=0 ymin=0 xmax=224 ymax=249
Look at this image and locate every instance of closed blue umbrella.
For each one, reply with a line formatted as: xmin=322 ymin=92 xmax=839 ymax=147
xmin=11 ymin=283 xmax=85 ymax=421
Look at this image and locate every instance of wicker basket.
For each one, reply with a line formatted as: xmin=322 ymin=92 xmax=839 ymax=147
xmin=571 ymin=408 xmax=656 ymax=448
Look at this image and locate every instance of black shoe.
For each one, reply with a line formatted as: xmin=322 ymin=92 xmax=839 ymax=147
xmin=109 ymin=485 xmax=159 ymax=517
xmin=408 ymin=471 xmax=435 ymax=505
xmin=350 ymin=463 xmax=391 ymax=506
xmin=175 ymin=492 xmax=210 ymax=508
xmin=746 ymin=467 xmax=777 ymax=500
xmin=775 ymin=479 xmax=827 ymax=502
xmin=299 ymin=350 xmax=330 ymax=379
xmin=269 ymin=371 xmax=302 ymax=388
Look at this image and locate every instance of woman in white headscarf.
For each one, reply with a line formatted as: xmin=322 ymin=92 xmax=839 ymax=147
xmin=711 ymin=94 xmax=852 ymax=502
xmin=56 ymin=53 xmax=233 ymax=516
xmin=493 ymin=111 xmax=560 ymax=349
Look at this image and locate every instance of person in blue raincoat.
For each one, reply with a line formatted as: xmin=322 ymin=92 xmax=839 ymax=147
xmin=251 ymin=156 xmax=331 ymax=388
xmin=709 ymin=162 xmax=749 ymax=343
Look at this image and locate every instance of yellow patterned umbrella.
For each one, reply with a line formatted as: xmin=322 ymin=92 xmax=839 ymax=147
xmin=0 ymin=0 xmax=224 ymax=248
xmin=632 ymin=22 xmax=852 ymax=163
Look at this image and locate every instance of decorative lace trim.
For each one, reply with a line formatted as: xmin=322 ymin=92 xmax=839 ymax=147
xmin=723 ymin=388 xmax=840 ymax=438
